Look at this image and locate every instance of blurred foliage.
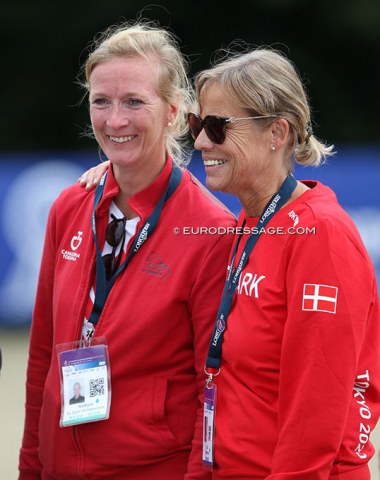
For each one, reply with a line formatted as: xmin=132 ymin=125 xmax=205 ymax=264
xmin=1 ymin=0 xmax=379 ymax=151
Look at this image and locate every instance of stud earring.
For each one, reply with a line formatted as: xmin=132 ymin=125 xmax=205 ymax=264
xmin=168 ymin=122 xmax=173 ymax=127
xmin=271 ymin=145 xmax=276 ymax=151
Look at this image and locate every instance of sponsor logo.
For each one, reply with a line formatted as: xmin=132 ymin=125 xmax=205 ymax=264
xmin=61 ymin=231 xmax=83 ymax=262
xmin=288 ymin=210 xmax=299 ymax=227
xmin=61 ymin=249 xmax=81 ymax=262
xmin=70 ymin=231 xmax=83 ymax=251
xmin=302 ymin=284 xmax=338 ymax=314
xmin=216 ymin=318 xmax=225 ymax=333
xmin=134 ymin=223 xmax=150 ymax=252
xmin=142 ymin=252 xmax=170 ymax=279
xmin=259 ymin=194 xmax=281 ymax=224
xmin=212 ymin=314 xmax=225 ymax=346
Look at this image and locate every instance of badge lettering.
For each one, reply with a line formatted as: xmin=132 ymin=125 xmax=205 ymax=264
xmin=237 ymin=272 xmax=266 ymax=298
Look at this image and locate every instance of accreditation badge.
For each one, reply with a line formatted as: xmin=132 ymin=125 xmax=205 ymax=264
xmin=203 ymin=381 xmax=217 ymax=470
xmin=57 ymin=337 xmax=111 ymax=427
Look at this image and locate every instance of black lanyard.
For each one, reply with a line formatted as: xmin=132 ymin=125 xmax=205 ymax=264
xmin=89 ymin=165 xmax=182 ymax=325
xmin=205 ymin=175 xmax=297 ymax=369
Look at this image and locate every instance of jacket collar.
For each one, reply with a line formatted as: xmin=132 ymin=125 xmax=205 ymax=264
xmin=96 ymin=157 xmax=174 ymax=222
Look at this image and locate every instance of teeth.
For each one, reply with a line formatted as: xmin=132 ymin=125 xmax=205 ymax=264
xmin=204 ymin=160 xmax=227 ymax=166
xmin=109 ymin=135 xmax=135 ymax=143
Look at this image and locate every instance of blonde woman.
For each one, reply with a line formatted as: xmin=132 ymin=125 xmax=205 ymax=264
xmin=191 ymin=48 xmax=380 ymax=480
xmin=19 ymin=22 xmax=235 ymax=480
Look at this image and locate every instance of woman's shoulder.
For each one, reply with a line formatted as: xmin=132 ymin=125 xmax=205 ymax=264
xmin=287 ymin=181 xmax=372 ymax=263
xmin=49 ymin=181 xmax=94 ymax=220
xmin=291 ymin=181 xmax=352 ymax=226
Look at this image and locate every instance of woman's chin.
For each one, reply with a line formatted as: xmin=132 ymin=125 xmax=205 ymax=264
xmin=205 ymin=176 xmax=226 ymax=193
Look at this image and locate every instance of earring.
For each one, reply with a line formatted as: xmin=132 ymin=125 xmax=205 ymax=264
xmin=168 ymin=122 xmax=173 ymax=127
xmin=271 ymin=145 xmax=276 ymax=151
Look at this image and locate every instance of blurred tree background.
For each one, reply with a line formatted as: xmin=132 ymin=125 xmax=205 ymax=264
xmin=1 ymin=0 xmax=379 ymax=152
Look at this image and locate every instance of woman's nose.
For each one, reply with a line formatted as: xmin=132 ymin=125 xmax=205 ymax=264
xmin=106 ymin=103 xmax=130 ymax=129
xmin=194 ymin=128 xmax=213 ymax=150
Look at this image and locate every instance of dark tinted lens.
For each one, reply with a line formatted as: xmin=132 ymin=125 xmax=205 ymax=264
xmin=188 ymin=113 xmax=227 ymax=144
xmin=102 ymin=253 xmax=114 ymax=280
xmin=188 ymin=113 xmax=202 ymax=140
xmin=204 ymin=116 xmax=227 ymax=144
xmin=106 ymin=218 xmax=125 ymax=246
xmin=103 ymin=216 xmax=126 ymax=282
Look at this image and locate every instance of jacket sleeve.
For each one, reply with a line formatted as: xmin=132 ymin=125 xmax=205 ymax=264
xmin=185 ymin=228 xmax=235 ymax=480
xmin=266 ymin=219 xmax=380 ymax=479
xmin=18 ymin=204 xmax=58 ymax=479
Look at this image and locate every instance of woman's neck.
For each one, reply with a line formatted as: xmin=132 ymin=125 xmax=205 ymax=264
xmin=111 ymin=158 xmax=166 ymax=218
xmin=239 ymin=176 xmax=309 ymax=218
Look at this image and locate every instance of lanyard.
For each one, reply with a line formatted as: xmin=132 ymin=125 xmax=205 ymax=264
xmin=205 ymin=175 xmax=297 ymax=370
xmin=89 ymin=165 xmax=182 ymax=326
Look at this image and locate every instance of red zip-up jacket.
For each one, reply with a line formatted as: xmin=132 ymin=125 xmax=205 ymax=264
xmin=213 ymin=181 xmax=380 ymax=480
xmin=19 ymin=158 xmax=236 ymax=480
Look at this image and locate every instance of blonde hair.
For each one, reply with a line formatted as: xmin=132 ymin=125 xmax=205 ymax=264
xmin=82 ymin=21 xmax=193 ymax=165
xmin=195 ymin=48 xmax=335 ymax=169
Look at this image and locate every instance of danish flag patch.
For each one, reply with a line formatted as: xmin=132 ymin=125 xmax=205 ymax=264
xmin=302 ymin=284 xmax=338 ymax=314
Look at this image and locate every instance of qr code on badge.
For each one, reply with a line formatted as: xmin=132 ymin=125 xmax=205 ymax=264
xmin=89 ymin=378 xmax=105 ymax=397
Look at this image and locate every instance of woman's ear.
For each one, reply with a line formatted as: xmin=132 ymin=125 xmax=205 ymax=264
xmin=270 ymin=118 xmax=290 ymax=150
xmin=167 ymin=94 xmax=180 ymax=125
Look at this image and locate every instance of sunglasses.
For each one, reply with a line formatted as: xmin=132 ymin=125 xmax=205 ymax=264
xmin=102 ymin=214 xmax=126 ymax=282
xmin=188 ymin=112 xmax=279 ymax=145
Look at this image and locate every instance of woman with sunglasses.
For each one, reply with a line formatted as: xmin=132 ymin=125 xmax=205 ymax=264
xmin=77 ymin=48 xmax=380 ymax=479
xmin=18 ymin=22 xmax=235 ymax=480
xmin=190 ymin=48 xmax=380 ymax=479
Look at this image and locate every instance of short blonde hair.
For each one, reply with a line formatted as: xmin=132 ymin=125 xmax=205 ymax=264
xmin=195 ymin=48 xmax=334 ymax=169
xmin=82 ymin=21 xmax=193 ymax=165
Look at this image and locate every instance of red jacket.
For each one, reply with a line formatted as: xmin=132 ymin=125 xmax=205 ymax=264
xmin=213 ymin=181 xmax=380 ymax=480
xmin=19 ymin=159 xmax=236 ymax=480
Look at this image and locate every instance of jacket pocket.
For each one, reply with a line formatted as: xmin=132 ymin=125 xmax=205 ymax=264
xmin=73 ymin=376 xmax=197 ymax=467
xmin=151 ymin=376 xmax=197 ymax=447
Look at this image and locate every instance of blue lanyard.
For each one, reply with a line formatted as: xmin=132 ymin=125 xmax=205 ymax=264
xmin=205 ymin=175 xmax=297 ymax=369
xmin=89 ymin=165 xmax=182 ymax=325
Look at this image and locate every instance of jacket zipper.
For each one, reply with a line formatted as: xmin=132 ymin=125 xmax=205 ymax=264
xmin=70 ymin=260 xmax=94 ymax=480
xmin=72 ymin=425 xmax=87 ymax=479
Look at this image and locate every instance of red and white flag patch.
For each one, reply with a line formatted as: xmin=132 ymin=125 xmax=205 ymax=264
xmin=302 ymin=284 xmax=338 ymax=314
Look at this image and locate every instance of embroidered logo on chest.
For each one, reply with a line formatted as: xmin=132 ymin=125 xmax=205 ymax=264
xmin=61 ymin=231 xmax=83 ymax=262
xmin=142 ymin=252 xmax=170 ymax=279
